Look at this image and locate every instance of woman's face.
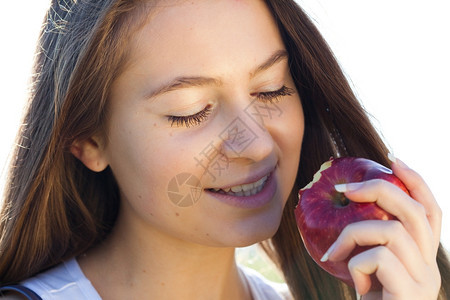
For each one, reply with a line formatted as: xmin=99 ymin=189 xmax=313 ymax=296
xmin=103 ymin=0 xmax=304 ymax=247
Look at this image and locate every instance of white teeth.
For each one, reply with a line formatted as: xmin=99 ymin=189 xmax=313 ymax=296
xmin=242 ymin=182 xmax=255 ymax=192
xmin=211 ymin=174 xmax=269 ymax=196
xmin=231 ymin=182 xmax=255 ymax=192
xmin=254 ymin=176 xmax=267 ymax=189
xmin=231 ymin=185 xmax=243 ymax=192
xmin=229 ymin=175 xmax=268 ymax=193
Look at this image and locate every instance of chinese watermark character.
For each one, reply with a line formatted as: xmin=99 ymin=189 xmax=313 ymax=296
xmin=219 ymin=117 xmax=257 ymax=155
xmin=244 ymin=99 xmax=283 ymax=130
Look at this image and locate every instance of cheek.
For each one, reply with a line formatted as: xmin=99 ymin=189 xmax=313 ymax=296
xmin=104 ymin=116 xmax=211 ymax=212
xmin=277 ymin=96 xmax=304 ymax=199
xmin=276 ymin=94 xmax=304 ymax=152
xmin=103 ymin=113 xmax=174 ymax=206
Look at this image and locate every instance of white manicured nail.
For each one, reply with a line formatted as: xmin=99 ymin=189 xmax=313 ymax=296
xmin=320 ymin=241 xmax=337 ymax=262
xmin=388 ymin=152 xmax=397 ymax=164
xmin=334 ymin=184 xmax=347 ymax=193
xmin=335 ymin=182 xmax=363 ymax=193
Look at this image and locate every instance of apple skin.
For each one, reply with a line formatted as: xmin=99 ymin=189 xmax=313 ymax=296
xmin=294 ymin=157 xmax=410 ymax=290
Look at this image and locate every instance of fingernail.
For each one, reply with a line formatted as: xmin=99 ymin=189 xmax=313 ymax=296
xmin=334 ymin=182 xmax=362 ymax=193
xmin=388 ymin=152 xmax=408 ymax=169
xmin=320 ymin=241 xmax=337 ymax=262
xmin=334 ymin=184 xmax=347 ymax=193
xmin=388 ymin=152 xmax=397 ymax=164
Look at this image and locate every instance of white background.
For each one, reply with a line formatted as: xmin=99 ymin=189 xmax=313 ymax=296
xmin=0 ymin=0 xmax=449 ymax=249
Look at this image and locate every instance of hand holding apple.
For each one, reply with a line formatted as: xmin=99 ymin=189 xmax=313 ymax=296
xmin=294 ymin=157 xmax=410 ymax=290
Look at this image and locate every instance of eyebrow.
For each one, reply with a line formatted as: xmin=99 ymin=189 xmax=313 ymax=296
xmin=146 ymin=49 xmax=289 ymax=99
xmin=146 ymin=76 xmax=221 ymax=99
xmin=250 ymin=49 xmax=288 ymax=78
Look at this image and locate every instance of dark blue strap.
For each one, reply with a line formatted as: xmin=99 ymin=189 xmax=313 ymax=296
xmin=0 ymin=285 xmax=42 ymax=300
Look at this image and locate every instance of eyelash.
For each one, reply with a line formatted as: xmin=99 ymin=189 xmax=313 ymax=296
xmin=253 ymin=85 xmax=295 ymax=103
xmin=168 ymin=104 xmax=213 ymax=128
xmin=167 ymin=85 xmax=295 ymax=128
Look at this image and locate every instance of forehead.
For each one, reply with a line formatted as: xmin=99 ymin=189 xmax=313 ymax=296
xmin=122 ymin=0 xmax=285 ymax=82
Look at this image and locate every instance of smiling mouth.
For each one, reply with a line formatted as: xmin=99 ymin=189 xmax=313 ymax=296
xmin=205 ymin=174 xmax=269 ymax=197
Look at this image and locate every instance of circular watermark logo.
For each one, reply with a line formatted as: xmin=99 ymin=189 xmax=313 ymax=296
xmin=167 ymin=173 xmax=203 ymax=207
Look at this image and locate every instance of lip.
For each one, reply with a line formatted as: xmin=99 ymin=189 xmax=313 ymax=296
xmin=204 ymin=166 xmax=277 ymax=209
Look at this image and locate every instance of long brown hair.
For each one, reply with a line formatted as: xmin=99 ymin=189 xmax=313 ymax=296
xmin=261 ymin=1 xmax=450 ymax=299
xmin=0 ymin=0 xmax=448 ymax=299
xmin=0 ymin=0 xmax=145 ymax=284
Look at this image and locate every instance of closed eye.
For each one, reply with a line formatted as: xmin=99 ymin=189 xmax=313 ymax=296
xmin=253 ymin=85 xmax=295 ymax=103
xmin=166 ymin=85 xmax=294 ymax=128
xmin=167 ymin=104 xmax=212 ymax=128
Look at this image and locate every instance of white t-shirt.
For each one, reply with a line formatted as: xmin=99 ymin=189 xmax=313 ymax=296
xmin=21 ymin=258 xmax=293 ymax=300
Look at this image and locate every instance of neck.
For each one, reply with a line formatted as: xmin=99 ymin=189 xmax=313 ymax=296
xmin=78 ymin=211 xmax=252 ymax=300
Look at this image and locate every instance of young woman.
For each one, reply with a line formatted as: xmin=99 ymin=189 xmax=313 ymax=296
xmin=1 ymin=0 xmax=449 ymax=299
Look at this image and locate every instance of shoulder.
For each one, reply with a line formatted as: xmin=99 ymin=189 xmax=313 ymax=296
xmin=239 ymin=265 xmax=293 ymax=300
xmin=19 ymin=258 xmax=101 ymax=300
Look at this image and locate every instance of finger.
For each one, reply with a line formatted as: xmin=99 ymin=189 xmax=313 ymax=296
xmin=328 ymin=220 xmax=425 ymax=282
xmin=388 ymin=154 xmax=442 ymax=252
xmin=348 ymin=246 xmax=413 ymax=297
xmin=339 ymin=179 xmax=435 ymax=265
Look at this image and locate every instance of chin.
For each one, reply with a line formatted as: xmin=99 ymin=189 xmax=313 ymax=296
xmin=234 ymin=227 xmax=279 ymax=247
xmin=223 ymin=205 xmax=284 ymax=248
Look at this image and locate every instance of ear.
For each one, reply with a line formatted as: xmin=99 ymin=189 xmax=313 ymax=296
xmin=70 ymin=137 xmax=109 ymax=172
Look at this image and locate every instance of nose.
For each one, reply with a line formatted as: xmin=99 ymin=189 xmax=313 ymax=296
xmin=218 ymin=101 xmax=275 ymax=163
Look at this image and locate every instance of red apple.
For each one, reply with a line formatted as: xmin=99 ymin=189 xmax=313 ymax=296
xmin=294 ymin=157 xmax=409 ymax=290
